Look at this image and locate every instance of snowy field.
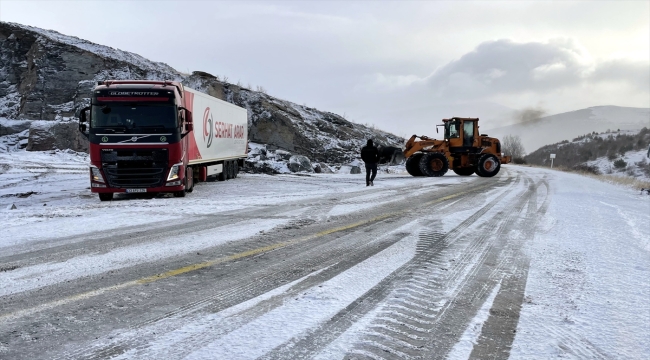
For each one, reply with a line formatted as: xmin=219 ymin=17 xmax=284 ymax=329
xmin=0 ymin=150 xmax=649 ymax=359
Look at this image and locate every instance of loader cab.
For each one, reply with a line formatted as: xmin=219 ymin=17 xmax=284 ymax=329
xmin=462 ymin=120 xmax=476 ymax=147
xmin=444 ymin=117 xmax=479 ymax=149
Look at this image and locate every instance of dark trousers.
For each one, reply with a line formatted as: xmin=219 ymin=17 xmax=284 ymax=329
xmin=365 ymin=162 xmax=377 ymax=185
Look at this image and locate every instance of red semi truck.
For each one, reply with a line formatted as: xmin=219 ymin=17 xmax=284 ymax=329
xmin=78 ymin=80 xmax=248 ymax=201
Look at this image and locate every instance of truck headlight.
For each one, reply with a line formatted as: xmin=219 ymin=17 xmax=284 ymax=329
xmin=90 ymin=166 xmax=105 ymax=183
xmin=167 ymin=162 xmax=183 ymax=181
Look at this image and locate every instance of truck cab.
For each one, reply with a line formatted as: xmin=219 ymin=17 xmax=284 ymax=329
xmin=79 ymin=80 xmax=194 ymax=201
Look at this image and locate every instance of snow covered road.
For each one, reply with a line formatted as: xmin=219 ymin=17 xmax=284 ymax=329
xmin=0 ymin=151 xmax=648 ymax=359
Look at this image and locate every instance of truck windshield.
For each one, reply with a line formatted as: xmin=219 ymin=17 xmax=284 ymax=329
xmin=91 ymin=104 xmax=177 ymax=130
xmin=444 ymin=120 xmax=460 ymax=139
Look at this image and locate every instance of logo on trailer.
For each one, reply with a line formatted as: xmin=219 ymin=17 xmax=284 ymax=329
xmin=203 ymin=107 xmax=213 ymax=148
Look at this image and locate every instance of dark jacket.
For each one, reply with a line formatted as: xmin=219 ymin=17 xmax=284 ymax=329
xmin=361 ymin=144 xmax=380 ymax=163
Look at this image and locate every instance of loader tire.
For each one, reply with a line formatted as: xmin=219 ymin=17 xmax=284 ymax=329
xmin=406 ymin=153 xmax=425 ymax=176
xmin=452 ymin=167 xmax=475 ymax=176
xmin=419 ymin=152 xmax=449 ymax=177
xmin=476 ymin=154 xmax=501 ymax=177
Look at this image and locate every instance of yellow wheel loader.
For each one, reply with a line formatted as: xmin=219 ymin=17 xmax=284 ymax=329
xmin=403 ymin=117 xmax=511 ymax=177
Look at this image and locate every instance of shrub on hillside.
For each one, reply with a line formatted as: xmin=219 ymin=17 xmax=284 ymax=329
xmin=619 ymin=144 xmax=633 ymax=155
xmin=613 ymin=159 xmax=627 ymax=169
xmin=572 ymin=164 xmax=600 ymax=175
xmin=513 ymin=157 xmax=527 ymax=164
xmin=636 ymin=158 xmax=650 ymax=177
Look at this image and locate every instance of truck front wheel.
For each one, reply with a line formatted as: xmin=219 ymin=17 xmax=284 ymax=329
xmin=98 ymin=193 xmax=113 ymax=201
xmin=186 ymin=167 xmax=194 ymax=193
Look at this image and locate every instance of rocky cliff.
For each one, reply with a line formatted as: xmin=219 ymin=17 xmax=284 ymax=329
xmin=0 ymin=21 xmax=403 ymax=167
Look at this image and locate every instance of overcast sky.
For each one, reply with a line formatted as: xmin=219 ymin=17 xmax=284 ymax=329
xmin=1 ymin=0 xmax=648 ymax=137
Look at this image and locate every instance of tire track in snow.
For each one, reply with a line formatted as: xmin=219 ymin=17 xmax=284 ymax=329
xmin=259 ymin=174 xmax=520 ymax=359
xmin=58 ymin=177 xmax=508 ymax=360
xmin=302 ymin=172 xmax=532 ymax=359
xmin=501 ymin=176 xmax=610 ymax=360
xmin=0 ymin=174 xmax=508 ymax=360
xmin=61 ymin=216 xmax=415 ymax=360
xmin=444 ymin=174 xmax=555 ymax=360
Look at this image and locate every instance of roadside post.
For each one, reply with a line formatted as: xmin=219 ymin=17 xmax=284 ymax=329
xmin=550 ymin=153 xmax=556 ymax=168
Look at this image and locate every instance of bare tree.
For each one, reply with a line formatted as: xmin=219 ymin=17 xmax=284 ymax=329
xmin=502 ymin=135 xmax=526 ymax=159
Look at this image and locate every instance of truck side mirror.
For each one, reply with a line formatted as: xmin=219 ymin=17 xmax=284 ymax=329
xmin=78 ymin=106 xmax=90 ymax=139
xmin=178 ymin=107 xmax=193 ymax=132
xmin=183 ymin=108 xmax=193 ymax=132
xmin=79 ymin=106 xmax=90 ymax=123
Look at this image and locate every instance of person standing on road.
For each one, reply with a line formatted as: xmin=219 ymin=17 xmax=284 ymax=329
xmin=361 ymin=139 xmax=380 ymax=186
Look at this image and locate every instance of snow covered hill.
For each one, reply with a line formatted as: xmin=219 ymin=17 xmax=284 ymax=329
xmin=486 ymin=106 xmax=650 ymax=153
xmin=525 ymin=128 xmax=650 ymax=182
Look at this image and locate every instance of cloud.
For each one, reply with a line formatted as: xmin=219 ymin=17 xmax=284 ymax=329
xmin=424 ymin=39 xmax=649 ymax=100
xmin=354 ymin=73 xmax=425 ymax=93
xmin=426 ymin=39 xmax=588 ymax=96
xmin=590 ymin=58 xmax=650 ymax=89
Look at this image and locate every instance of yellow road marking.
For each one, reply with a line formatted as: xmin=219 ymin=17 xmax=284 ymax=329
xmin=0 ymin=182 xmax=497 ymax=322
xmin=0 ymin=215 xmax=392 ymax=322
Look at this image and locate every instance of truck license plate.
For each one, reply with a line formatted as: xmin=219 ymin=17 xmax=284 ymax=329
xmin=126 ymin=188 xmax=147 ymax=193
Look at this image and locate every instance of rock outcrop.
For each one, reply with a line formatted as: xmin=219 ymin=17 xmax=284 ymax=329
xmin=288 ymin=155 xmax=313 ymax=173
xmin=0 ymin=22 xmax=180 ymax=120
xmin=26 ymin=120 xmax=88 ymax=152
xmin=0 ymin=119 xmax=30 ymax=136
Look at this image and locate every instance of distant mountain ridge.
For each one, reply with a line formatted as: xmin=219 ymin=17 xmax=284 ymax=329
xmin=0 ymin=21 xmax=403 ymax=166
xmin=486 ymin=106 xmax=649 ymax=153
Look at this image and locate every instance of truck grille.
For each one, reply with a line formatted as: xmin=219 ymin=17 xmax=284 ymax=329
xmin=100 ymin=149 xmax=169 ymax=188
